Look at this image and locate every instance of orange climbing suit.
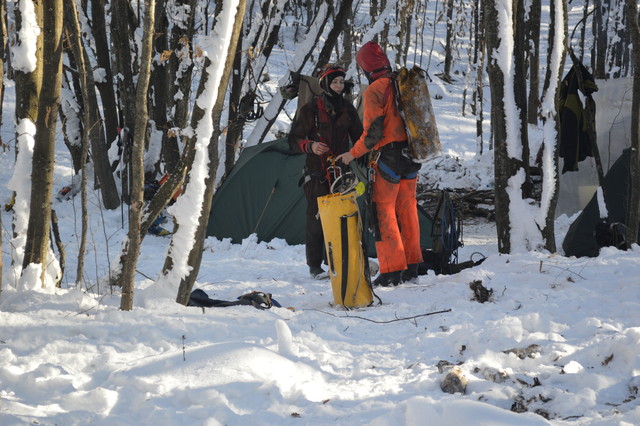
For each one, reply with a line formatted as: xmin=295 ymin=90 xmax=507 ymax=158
xmin=350 ymin=76 xmax=423 ymax=274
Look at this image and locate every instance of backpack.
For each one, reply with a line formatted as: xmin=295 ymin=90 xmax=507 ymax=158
xmin=392 ymin=66 xmax=442 ymax=162
xmin=421 ymin=190 xmax=461 ymax=274
xmin=419 ymin=190 xmax=486 ymax=275
xmin=188 ymin=289 xmax=281 ymax=310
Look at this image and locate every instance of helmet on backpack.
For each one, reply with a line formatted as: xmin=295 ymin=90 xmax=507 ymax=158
xmin=317 ymin=64 xmax=346 ymax=94
xmin=356 ymin=41 xmax=391 ymax=83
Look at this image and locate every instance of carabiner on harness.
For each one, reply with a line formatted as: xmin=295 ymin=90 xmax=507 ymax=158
xmin=367 ymin=151 xmax=381 ymax=184
xmin=325 ymin=156 xmax=342 ymax=186
xmin=326 ymin=156 xmax=359 ymax=194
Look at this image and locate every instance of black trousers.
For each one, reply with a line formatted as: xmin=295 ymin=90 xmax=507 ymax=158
xmin=303 ymin=177 xmax=330 ymax=268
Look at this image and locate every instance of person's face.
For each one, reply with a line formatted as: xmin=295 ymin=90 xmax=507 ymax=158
xmin=330 ymin=76 xmax=345 ymax=94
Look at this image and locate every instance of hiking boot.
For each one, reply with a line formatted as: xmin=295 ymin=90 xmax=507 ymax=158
xmin=309 ymin=266 xmax=329 ymax=280
xmin=401 ymin=263 xmax=420 ymax=283
xmin=373 ymin=270 xmax=402 ymax=287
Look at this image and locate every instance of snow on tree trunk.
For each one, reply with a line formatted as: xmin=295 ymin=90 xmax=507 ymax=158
xmin=21 ymin=0 xmax=64 ymax=289
xmin=489 ymin=0 xmax=562 ymax=253
xmin=174 ymin=0 xmax=247 ymax=306
xmin=7 ymin=119 xmax=35 ymax=289
xmin=151 ymin=0 xmax=242 ymax=301
xmin=537 ymin=0 xmax=566 ymax=253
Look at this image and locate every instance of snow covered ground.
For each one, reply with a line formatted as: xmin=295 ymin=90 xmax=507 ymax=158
xmin=2 ymin=206 xmax=640 ymax=425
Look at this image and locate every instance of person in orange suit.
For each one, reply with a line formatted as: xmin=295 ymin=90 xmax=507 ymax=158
xmin=336 ymin=41 xmax=422 ymax=286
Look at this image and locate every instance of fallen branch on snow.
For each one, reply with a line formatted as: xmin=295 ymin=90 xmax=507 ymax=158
xmin=309 ymin=308 xmax=452 ymax=324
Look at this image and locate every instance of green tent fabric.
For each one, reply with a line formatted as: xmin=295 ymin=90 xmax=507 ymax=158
xmin=207 ymin=139 xmax=434 ymax=254
xmin=208 ymin=139 xmax=306 ymax=245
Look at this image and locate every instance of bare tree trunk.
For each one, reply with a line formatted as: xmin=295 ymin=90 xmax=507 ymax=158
xmin=110 ymin=0 xmax=137 ymax=131
xmin=224 ymin=30 xmax=244 ymax=174
xmin=58 ymin=72 xmax=84 ymax=173
xmin=0 ymin=210 xmax=2 ymax=294
xmin=371 ymin=0 xmax=378 ymax=34
xmin=111 ymin=0 xmax=138 ymax=205
xmin=401 ymin=0 xmax=413 ymax=64
xmin=317 ymin=0 xmax=349 ymax=67
xmin=592 ymin=0 xmax=607 ymax=78
xmin=22 ymin=0 xmax=63 ymax=286
xmin=50 ymin=210 xmax=65 ymax=288
xmin=14 ymin=2 xmax=43 ymax=125
xmin=175 ymin=0 xmax=248 ymax=306
xmin=485 ymin=0 xmax=512 ymax=253
xmin=442 ymin=0 xmax=455 ymax=82
xmin=89 ymin=0 xmax=120 ymax=151
xmin=160 ymin=0 xmax=198 ymax=173
xmin=59 ymin=0 xmax=121 ymax=209
xmin=149 ymin=0 xmax=168 ymax=176
xmin=224 ymin=0 xmax=285 ymax=173
xmin=462 ymin=0 xmax=475 ymax=116
xmin=608 ymin=0 xmax=628 ymax=78
xmin=0 ymin=0 xmax=6 ymax=150
xmin=474 ymin=0 xmax=485 ymax=154
xmin=539 ymin=0 xmax=567 ymax=252
xmin=381 ymin=0 xmax=390 ymax=48
xmin=10 ymin=1 xmax=43 ymax=284
xmin=120 ymin=0 xmax=156 ymax=311
xmin=514 ymin=0 xmax=531 ymax=198
xmin=65 ymin=0 xmax=120 ymax=211
xmin=526 ymin=0 xmax=541 ymax=125
xmin=626 ymin=0 xmax=640 ymax=244
xmin=342 ymin=2 xmax=354 ymax=66
xmin=64 ymin=0 xmax=94 ymax=289
xmin=580 ymin=0 xmax=589 ymax=59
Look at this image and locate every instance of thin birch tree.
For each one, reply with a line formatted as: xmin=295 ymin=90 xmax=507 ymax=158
xmin=120 ymin=0 xmax=156 ymax=311
xmin=538 ymin=0 xmax=567 ymax=252
xmin=63 ymin=0 xmax=98 ymax=289
xmin=175 ymin=0 xmax=248 ymax=305
xmin=155 ymin=0 xmax=245 ymax=303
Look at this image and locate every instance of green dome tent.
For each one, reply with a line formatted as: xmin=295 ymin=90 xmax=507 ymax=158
xmin=207 ymin=139 xmax=434 ymax=255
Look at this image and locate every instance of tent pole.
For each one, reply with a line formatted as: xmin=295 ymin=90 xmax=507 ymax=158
xmin=242 ymin=184 xmax=276 ymax=256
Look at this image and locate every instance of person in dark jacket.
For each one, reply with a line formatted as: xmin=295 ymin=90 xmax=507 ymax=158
xmin=289 ymin=64 xmax=363 ymax=279
xmin=337 ymin=41 xmax=423 ymax=287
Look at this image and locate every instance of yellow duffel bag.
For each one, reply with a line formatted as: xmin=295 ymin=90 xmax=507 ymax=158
xmin=317 ymin=192 xmax=373 ymax=309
